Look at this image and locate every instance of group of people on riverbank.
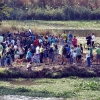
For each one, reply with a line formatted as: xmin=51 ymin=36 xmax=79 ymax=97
xmin=0 ymin=30 xmax=99 ymax=70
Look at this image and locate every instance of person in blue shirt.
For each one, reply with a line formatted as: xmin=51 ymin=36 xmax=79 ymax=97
xmin=26 ymin=48 xmax=32 ymax=62
xmin=68 ymin=31 xmax=73 ymax=46
xmin=51 ymin=37 xmax=55 ymax=44
xmin=66 ymin=44 xmax=70 ymax=64
xmin=48 ymin=35 xmax=52 ymax=45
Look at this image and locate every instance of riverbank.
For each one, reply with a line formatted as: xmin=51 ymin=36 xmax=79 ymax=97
xmin=0 ymin=63 xmax=99 ymax=79
xmin=0 ymin=78 xmax=100 ymax=100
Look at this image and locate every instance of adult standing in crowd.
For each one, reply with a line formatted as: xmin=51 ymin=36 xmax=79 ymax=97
xmin=62 ymin=31 xmax=67 ymax=43
xmin=86 ymin=34 xmax=92 ymax=46
xmin=67 ymin=31 xmax=73 ymax=46
xmin=96 ymin=46 xmax=100 ymax=64
xmin=72 ymin=36 xmax=77 ymax=47
xmin=86 ymin=48 xmax=91 ymax=67
xmin=91 ymin=33 xmax=95 ymax=48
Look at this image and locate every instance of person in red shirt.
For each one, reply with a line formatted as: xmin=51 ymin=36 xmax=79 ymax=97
xmin=72 ymin=36 xmax=77 ymax=47
xmin=34 ymin=37 xmax=39 ymax=47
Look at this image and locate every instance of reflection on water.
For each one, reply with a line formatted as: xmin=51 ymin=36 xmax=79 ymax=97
xmin=0 ymin=95 xmax=64 ymax=100
xmin=6 ymin=79 xmax=38 ymax=86
xmin=5 ymin=79 xmax=55 ymax=86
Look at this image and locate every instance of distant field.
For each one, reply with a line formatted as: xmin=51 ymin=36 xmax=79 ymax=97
xmin=2 ymin=20 xmax=100 ymax=30
xmin=1 ymin=20 xmax=100 ymax=36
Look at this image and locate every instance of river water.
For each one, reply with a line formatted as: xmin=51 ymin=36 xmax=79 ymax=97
xmin=0 ymin=95 xmax=65 ymax=100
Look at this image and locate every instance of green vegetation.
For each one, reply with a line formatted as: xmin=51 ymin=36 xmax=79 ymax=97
xmin=2 ymin=20 xmax=100 ymax=30
xmin=0 ymin=78 xmax=100 ymax=99
xmin=0 ymin=0 xmax=12 ymax=22
xmin=1 ymin=20 xmax=100 ymax=36
xmin=2 ymin=0 xmax=100 ymax=20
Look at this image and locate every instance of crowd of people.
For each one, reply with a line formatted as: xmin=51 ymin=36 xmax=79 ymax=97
xmin=0 ymin=30 xmax=99 ymax=70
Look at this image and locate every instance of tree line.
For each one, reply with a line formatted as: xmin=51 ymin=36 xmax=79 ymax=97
xmin=1 ymin=0 xmax=100 ymax=20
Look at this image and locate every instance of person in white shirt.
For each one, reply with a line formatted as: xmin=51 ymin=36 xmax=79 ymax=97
xmin=36 ymin=45 xmax=40 ymax=55
xmin=14 ymin=44 xmax=18 ymax=50
xmin=72 ymin=50 xmax=77 ymax=64
xmin=86 ymin=48 xmax=91 ymax=67
xmin=91 ymin=33 xmax=95 ymax=48
xmin=70 ymin=46 xmax=74 ymax=64
xmin=11 ymin=39 xmax=15 ymax=46
xmin=38 ymin=38 xmax=43 ymax=44
xmin=18 ymin=45 xmax=24 ymax=59
xmin=58 ymin=45 xmax=63 ymax=64
xmin=27 ymin=61 xmax=32 ymax=71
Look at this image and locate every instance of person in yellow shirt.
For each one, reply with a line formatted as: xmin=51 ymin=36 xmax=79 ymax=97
xmin=61 ymin=31 xmax=67 ymax=43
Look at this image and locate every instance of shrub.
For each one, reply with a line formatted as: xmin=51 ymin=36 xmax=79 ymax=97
xmin=52 ymin=72 xmax=62 ymax=78
xmin=45 ymin=71 xmax=52 ymax=78
xmin=15 ymin=87 xmax=31 ymax=92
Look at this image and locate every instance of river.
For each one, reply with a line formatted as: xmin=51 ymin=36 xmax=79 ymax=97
xmin=0 ymin=95 xmax=65 ymax=100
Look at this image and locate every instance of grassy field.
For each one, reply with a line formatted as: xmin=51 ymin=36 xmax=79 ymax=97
xmin=2 ymin=20 xmax=100 ymax=30
xmin=0 ymin=78 xmax=100 ymax=100
xmin=1 ymin=20 xmax=100 ymax=36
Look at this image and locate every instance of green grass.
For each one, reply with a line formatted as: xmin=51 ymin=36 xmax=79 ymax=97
xmin=1 ymin=20 xmax=100 ymax=37
xmin=0 ymin=78 xmax=100 ymax=99
xmin=2 ymin=20 xmax=100 ymax=30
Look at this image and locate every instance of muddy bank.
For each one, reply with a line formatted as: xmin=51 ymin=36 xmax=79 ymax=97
xmin=0 ymin=64 xmax=100 ymax=78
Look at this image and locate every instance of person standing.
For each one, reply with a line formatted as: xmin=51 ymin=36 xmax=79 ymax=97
xmin=34 ymin=37 xmax=39 ymax=48
xmin=80 ymin=44 xmax=83 ymax=54
xmin=72 ymin=50 xmax=77 ymax=64
xmin=89 ymin=45 xmax=93 ymax=59
xmin=61 ymin=31 xmax=67 ymax=43
xmin=48 ymin=45 xmax=54 ymax=65
xmin=1 ymin=52 xmax=6 ymax=67
xmin=0 ymin=43 xmax=3 ymax=58
xmin=5 ymin=49 xmax=12 ymax=67
xmin=76 ymin=45 xmax=82 ymax=64
xmin=86 ymin=48 xmax=91 ymax=67
xmin=26 ymin=48 xmax=32 ymax=62
xmin=96 ymin=46 xmax=100 ymax=64
xmin=72 ymin=36 xmax=77 ymax=47
xmin=86 ymin=34 xmax=92 ymax=46
xmin=70 ymin=46 xmax=74 ymax=64
xmin=66 ymin=44 xmax=70 ymax=64
xmin=91 ymin=33 xmax=95 ymax=48
xmin=68 ymin=31 xmax=73 ymax=46
xmin=40 ymin=45 xmax=44 ymax=63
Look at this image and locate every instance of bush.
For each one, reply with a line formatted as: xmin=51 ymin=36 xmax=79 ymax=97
xmin=52 ymin=72 xmax=62 ymax=78
xmin=45 ymin=71 xmax=52 ymax=78
xmin=15 ymin=87 xmax=31 ymax=92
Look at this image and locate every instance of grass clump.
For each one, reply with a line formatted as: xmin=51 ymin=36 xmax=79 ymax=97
xmin=15 ymin=87 xmax=32 ymax=92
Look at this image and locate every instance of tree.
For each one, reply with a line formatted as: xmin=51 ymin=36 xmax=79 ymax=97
xmin=0 ymin=0 xmax=12 ymax=22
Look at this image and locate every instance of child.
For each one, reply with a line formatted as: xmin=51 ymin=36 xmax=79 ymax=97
xmin=27 ymin=61 xmax=32 ymax=71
